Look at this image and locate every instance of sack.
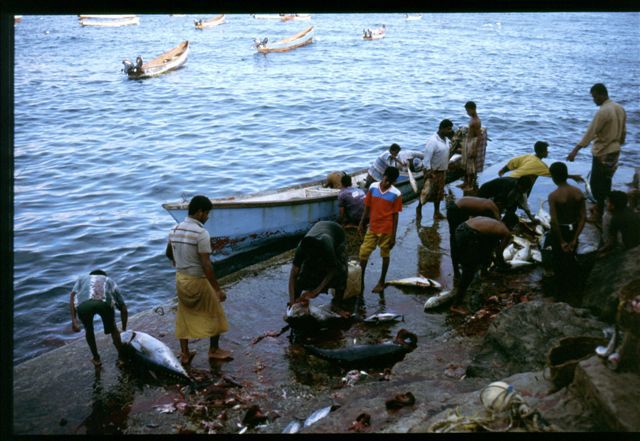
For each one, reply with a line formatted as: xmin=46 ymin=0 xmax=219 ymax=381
xmin=343 ymin=260 xmax=362 ymax=299
xmin=545 ymin=336 xmax=607 ymax=389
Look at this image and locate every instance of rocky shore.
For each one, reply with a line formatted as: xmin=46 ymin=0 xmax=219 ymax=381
xmin=12 ymin=163 xmax=640 ymax=434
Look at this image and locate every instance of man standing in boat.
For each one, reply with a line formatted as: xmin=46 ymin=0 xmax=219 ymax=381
xmin=460 ymin=101 xmax=485 ymax=191
xmin=364 ymin=143 xmax=406 ymax=189
xmin=567 ymin=83 xmax=626 ymax=224
xmin=166 ymin=195 xmax=231 ymax=364
xmin=288 ymin=220 xmax=348 ymax=306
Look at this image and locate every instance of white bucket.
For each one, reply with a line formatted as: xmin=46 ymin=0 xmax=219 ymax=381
xmin=344 ymin=260 xmax=362 ymax=299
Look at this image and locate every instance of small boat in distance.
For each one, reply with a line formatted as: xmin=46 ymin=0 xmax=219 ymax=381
xmin=80 ymin=16 xmax=140 ymax=27
xmin=194 ymin=14 xmax=225 ymax=29
xmin=252 ymin=13 xmax=311 ymax=21
xmin=255 ymin=26 xmax=314 ymax=54
xmin=79 ymin=14 xmax=137 ymax=19
xmin=122 ymin=41 xmax=189 ymax=79
xmin=363 ymin=25 xmax=386 ymax=40
xmin=405 ymin=14 xmax=422 ymax=21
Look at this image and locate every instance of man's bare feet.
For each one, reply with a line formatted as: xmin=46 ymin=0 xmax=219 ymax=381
xmin=372 ymin=283 xmax=385 ymax=294
xmin=208 ymin=348 xmax=233 ymax=360
xmin=180 ymin=350 xmax=197 ymax=365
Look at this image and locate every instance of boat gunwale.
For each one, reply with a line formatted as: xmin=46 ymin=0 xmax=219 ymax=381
xmin=162 ymin=167 xmax=423 ymax=210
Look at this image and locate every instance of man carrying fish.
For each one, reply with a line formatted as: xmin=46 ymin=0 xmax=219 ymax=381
xmin=446 ymin=196 xmax=500 ymax=278
xmin=166 ymin=195 xmax=231 ymax=363
xmin=416 ymin=119 xmax=454 ymax=221
xmin=70 ymin=269 xmax=128 ymax=367
xmin=288 ymin=220 xmax=348 ymax=306
xmin=567 ymin=83 xmax=627 ymax=224
xmin=547 ymin=162 xmax=586 ymax=299
xmin=451 ymin=217 xmax=512 ymax=314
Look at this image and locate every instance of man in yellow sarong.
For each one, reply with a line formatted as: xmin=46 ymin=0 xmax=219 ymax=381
xmin=166 ymin=195 xmax=231 ymax=364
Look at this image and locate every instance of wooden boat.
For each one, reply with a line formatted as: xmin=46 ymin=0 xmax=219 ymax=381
xmin=363 ymin=25 xmax=386 ymax=40
xmin=80 ymin=16 xmax=140 ymax=27
xmin=122 ymin=41 xmax=189 ymax=79
xmin=405 ymin=14 xmax=422 ymax=21
xmin=194 ymin=14 xmax=225 ymax=29
xmin=252 ymin=13 xmax=311 ymax=21
xmin=79 ymin=14 xmax=137 ymax=19
xmin=280 ymin=14 xmax=312 ymax=22
xmin=162 ymin=167 xmax=425 ymax=261
xmin=255 ymin=26 xmax=314 ymax=54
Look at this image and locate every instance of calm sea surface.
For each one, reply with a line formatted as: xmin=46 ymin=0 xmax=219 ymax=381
xmin=13 ymin=12 xmax=640 ymax=365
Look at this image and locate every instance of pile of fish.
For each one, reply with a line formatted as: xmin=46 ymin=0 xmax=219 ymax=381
xmin=500 ymin=203 xmax=551 ymax=269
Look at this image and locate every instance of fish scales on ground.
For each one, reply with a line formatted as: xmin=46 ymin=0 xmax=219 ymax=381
xmin=120 ymin=330 xmax=191 ymax=382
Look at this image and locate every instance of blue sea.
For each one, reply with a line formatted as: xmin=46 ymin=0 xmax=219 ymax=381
xmin=13 ymin=12 xmax=640 ymax=365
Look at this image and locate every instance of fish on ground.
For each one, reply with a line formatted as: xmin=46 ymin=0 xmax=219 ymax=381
xmin=282 ymin=404 xmax=340 ymax=433
xmin=385 ymin=276 xmax=442 ymax=289
xmin=305 ymin=329 xmax=417 ymax=368
xmin=423 ymin=290 xmax=456 ymax=311
xmin=120 ymin=330 xmax=191 ymax=383
xmin=363 ymin=312 xmax=404 ymax=324
xmin=285 ymin=301 xmax=351 ymax=331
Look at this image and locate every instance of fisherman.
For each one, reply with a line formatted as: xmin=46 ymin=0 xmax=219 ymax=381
xmin=567 ymin=83 xmax=627 ymax=224
xmin=288 ymin=220 xmax=348 ymax=306
xmin=598 ymin=190 xmax=640 ymax=255
xmin=70 ymin=269 xmax=128 ymax=368
xmin=338 ymin=174 xmax=366 ymax=226
xmin=446 ymin=196 xmax=500 ymax=278
xmin=499 ymin=141 xmax=583 ymax=193
xmin=166 ymin=195 xmax=231 ymax=363
xmin=359 ymin=166 xmax=402 ymax=294
xmin=364 ymin=143 xmax=406 ymax=189
xmin=477 ymin=175 xmax=538 ymax=229
xmin=547 ymin=162 xmax=586 ymax=299
xmin=416 ymin=119 xmax=454 ymax=221
xmin=452 ymin=216 xmax=511 ymax=314
xmin=460 ymin=101 xmax=485 ymax=191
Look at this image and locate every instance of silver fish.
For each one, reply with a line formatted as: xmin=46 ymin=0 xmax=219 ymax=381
xmin=286 ymin=303 xmax=342 ymax=322
xmin=508 ymin=259 xmax=533 ymax=268
xmin=282 ymin=419 xmax=303 ymax=434
xmin=303 ymin=404 xmax=339 ymax=427
xmin=503 ymin=243 xmax=517 ymax=261
xmin=423 ymin=290 xmax=455 ymax=310
xmin=584 ymin=172 xmax=597 ymax=203
xmin=513 ymin=243 xmax=531 ymax=261
xmin=535 ymin=202 xmax=551 ymax=229
xmin=512 ymin=236 xmax=532 ymax=248
xmin=121 ymin=330 xmax=191 ymax=382
xmin=386 ymin=276 xmax=442 ymax=289
xmin=363 ymin=312 xmax=404 ymax=323
xmin=530 ymin=249 xmax=542 ymax=263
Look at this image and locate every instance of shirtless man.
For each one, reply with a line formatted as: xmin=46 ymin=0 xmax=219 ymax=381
xmin=461 ymin=101 xmax=483 ymax=190
xmin=446 ymin=197 xmax=500 ymax=278
xmin=452 ymin=216 xmax=511 ymax=313
xmin=547 ymin=161 xmax=586 ymax=298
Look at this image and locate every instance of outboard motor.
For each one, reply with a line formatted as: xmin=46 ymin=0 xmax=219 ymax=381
xmin=122 ymin=59 xmax=133 ymax=74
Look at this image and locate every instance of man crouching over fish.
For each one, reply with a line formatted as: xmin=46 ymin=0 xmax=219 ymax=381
xmin=166 ymin=195 xmax=231 ymax=364
xmin=70 ymin=269 xmax=128 ymax=367
xmin=288 ymin=221 xmax=348 ymax=308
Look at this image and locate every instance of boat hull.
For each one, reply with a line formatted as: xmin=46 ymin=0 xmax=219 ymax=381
xmin=125 ymin=41 xmax=189 ymax=79
xmin=163 ymin=168 xmax=424 ymax=261
xmin=80 ymin=17 xmax=139 ymax=27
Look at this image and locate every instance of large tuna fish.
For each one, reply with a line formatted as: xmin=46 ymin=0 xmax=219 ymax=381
xmin=120 ymin=330 xmax=191 ymax=383
xmin=285 ymin=301 xmax=351 ymax=331
xmin=304 ymin=329 xmax=417 ymax=368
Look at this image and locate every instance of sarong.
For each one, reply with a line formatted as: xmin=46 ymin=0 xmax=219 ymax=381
xmin=420 ymin=170 xmax=446 ymax=204
xmin=175 ymin=272 xmax=228 ymax=339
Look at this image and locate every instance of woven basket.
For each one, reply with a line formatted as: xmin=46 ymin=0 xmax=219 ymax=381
xmin=546 ymin=336 xmax=607 ymax=389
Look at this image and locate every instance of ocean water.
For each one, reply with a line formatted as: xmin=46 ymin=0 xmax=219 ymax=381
xmin=13 ymin=12 xmax=640 ymax=365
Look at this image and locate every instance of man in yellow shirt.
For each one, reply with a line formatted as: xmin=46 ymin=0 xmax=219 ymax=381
xmin=567 ymin=83 xmax=627 ymax=223
xmin=499 ymin=141 xmax=551 ymax=179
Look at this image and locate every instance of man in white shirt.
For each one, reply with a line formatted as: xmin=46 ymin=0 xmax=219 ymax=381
xmin=417 ymin=119 xmax=454 ymax=221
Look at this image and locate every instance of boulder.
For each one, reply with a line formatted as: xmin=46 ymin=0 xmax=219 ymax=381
xmin=466 ymin=301 xmax=606 ymax=380
xmin=581 ymin=245 xmax=640 ymax=322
